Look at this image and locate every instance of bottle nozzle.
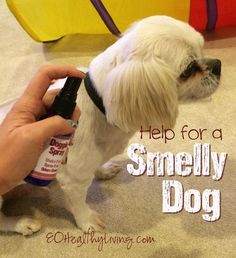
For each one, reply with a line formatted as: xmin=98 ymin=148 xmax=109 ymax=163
xmin=58 ymin=77 xmax=82 ymax=102
xmin=50 ymin=77 xmax=82 ymax=119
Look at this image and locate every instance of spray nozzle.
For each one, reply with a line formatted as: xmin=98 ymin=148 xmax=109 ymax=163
xmin=58 ymin=77 xmax=82 ymax=102
xmin=50 ymin=77 xmax=82 ymax=119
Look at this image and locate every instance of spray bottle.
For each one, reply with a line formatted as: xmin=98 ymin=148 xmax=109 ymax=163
xmin=24 ymin=77 xmax=82 ymax=186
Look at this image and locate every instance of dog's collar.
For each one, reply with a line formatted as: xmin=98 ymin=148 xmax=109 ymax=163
xmin=84 ymin=72 xmax=106 ymax=115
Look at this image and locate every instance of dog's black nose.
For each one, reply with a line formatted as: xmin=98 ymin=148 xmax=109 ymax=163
xmin=208 ymin=59 xmax=221 ymax=76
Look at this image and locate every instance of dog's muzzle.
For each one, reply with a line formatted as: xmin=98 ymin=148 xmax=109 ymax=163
xmin=205 ymin=59 xmax=221 ymax=77
xmin=179 ymin=58 xmax=222 ymax=81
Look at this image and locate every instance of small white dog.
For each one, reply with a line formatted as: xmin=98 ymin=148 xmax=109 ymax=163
xmin=0 ymin=16 xmax=221 ymax=235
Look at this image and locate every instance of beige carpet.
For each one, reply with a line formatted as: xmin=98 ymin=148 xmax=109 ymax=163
xmin=0 ymin=1 xmax=236 ymax=257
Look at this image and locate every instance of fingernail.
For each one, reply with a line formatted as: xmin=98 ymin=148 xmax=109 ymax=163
xmin=77 ymin=69 xmax=86 ymax=78
xmin=51 ymin=79 xmax=58 ymax=84
xmin=67 ymin=119 xmax=79 ymax=128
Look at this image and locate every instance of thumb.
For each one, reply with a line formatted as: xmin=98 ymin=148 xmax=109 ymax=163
xmin=29 ymin=116 xmax=77 ymax=143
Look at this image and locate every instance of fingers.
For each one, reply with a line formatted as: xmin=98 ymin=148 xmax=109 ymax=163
xmin=42 ymin=89 xmax=60 ymax=109
xmin=29 ymin=116 xmax=77 ymax=142
xmin=71 ymin=106 xmax=80 ymax=121
xmin=24 ymin=65 xmax=85 ymax=100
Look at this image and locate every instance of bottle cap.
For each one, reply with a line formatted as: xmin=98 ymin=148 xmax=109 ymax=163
xmin=50 ymin=77 xmax=82 ymax=119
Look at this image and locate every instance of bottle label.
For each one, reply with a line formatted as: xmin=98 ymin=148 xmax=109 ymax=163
xmin=30 ymin=135 xmax=71 ymax=180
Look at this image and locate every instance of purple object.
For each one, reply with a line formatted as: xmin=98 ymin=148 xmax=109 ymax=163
xmin=90 ymin=0 xmax=121 ymax=36
xmin=91 ymin=0 xmax=218 ymax=34
xmin=206 ymin=0 xmax=218 ymax=31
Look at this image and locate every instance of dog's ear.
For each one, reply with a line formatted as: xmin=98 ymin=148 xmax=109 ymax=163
xmin=103 ymin=57 xmax=178 ymax=132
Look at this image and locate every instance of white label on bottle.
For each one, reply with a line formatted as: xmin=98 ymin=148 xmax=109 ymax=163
xmin=30 ymin=135 xmax=70 ymax=180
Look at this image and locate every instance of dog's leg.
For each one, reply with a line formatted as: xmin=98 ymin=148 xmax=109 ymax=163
xmin=0 ymin=195 xmax=41 ymax=236
xmin=94 ymin=130 xmax=132 ymax=180
xmin=60 ymin=180 xmax=105 ymax=232
xmin=95 ymin=160 xmax=122 ymax=180
xmin=58 ymin=161 xmax=105 ymax=232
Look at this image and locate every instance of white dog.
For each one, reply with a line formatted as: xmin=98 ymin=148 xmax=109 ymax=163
xmin=0 ymin=16 xmax=221 ymax=235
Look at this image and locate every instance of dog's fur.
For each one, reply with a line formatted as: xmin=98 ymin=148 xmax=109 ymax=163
xmin=0 ymin=16 xmax=221 ymax=235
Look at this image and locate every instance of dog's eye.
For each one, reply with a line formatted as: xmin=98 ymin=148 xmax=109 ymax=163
xmin=180 ymin=60 xmax=199 ymax=80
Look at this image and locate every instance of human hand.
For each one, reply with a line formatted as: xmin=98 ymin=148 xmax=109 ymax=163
xmin=0 ymin=65 xmax=85 ymax=194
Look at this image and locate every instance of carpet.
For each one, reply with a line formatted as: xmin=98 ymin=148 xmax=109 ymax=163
xmin=0 ymin=1 xmax=235 ymax=257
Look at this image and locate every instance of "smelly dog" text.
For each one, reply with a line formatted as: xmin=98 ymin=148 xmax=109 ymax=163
xmin=126 ymin=142 xmax=227 ymax=222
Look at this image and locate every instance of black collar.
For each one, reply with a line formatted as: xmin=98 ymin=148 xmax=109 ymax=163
xmin=84 ymin=73 xmax=106 ymax=115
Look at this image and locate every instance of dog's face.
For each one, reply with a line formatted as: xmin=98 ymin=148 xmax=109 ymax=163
xmin=178 ymin=58 xmax=221 ymax=99
xmin=89 ymin=16 xmax=221 ymax=132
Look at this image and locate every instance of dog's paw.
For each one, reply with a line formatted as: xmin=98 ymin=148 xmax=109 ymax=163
xmin=15 ymin=217 xmax=41 ymax=236
xmin=76 ymin=207 xmax=105 ymax=232
xmin=95 ymin=161 xmax=122 ymax=180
